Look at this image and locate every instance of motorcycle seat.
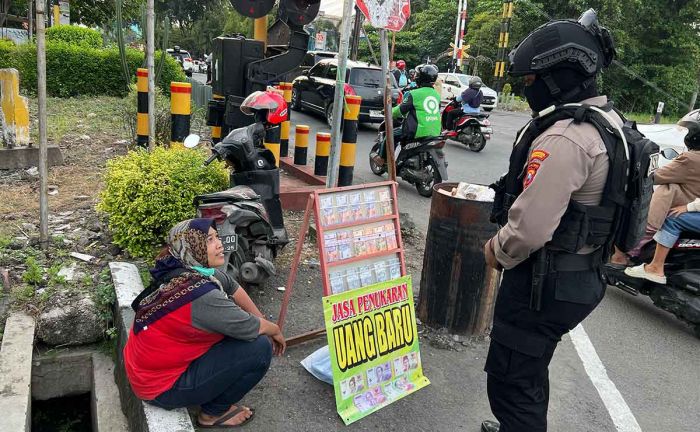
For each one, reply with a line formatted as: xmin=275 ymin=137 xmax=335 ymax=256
xmin=678 ymin=231 xmax=700 ymax=240
xmin=667 ymin=270 xmax=700 ymax=294
xmin=194 ymin=186 xmax=261 ymax=205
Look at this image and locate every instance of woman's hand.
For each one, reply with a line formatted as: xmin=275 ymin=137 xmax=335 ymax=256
xmin=259 ymin=319 xmax=286 ymax=355
xmin=270 ymin=330 xmax=286 ymax=356
xmin=669 ymin=205 xmax=688 ymax=217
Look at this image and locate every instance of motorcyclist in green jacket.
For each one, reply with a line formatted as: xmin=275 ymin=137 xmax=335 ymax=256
xmin=374 ymin=64 xmax=442 ymax=165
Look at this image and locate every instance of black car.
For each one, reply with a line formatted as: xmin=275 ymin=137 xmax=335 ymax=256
xmin=291 ymin=59 xmax=400 ymax=126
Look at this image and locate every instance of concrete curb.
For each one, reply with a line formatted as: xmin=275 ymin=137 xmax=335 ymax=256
xmin=109 ymin=262 xmax=195 ymax=432
xmin=92 ymin=352 xmax=130 ymax=432
xmin=0 ymin=312 xmax=36 ymax=432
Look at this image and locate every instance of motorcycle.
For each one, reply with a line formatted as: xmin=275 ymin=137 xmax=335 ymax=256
xmin=441 ymin=98 xmax=492 ymax=152
xmin=604 ymin=148 xmax=700 ymax=338
xmin=184 ymin=128 xmax=288 ymax=287
xmin=368 ymin=119 xmax=448 ymax=197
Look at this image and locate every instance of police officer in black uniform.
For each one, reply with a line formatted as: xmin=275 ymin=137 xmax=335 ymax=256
xmin=481 ymin=10 xmax=618 ymax=432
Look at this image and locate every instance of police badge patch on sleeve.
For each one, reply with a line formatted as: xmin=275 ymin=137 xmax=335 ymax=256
xmin=523 ymin=150 xmax=549 ymax=189
xmin=523 ymin=162 xmax=541 ymax=189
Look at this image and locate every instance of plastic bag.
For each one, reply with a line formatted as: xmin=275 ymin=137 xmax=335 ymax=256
xmin=300 ymin=345 xmax=334 ymax=385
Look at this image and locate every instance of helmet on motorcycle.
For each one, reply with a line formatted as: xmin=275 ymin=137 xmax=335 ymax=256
xmin=396 ymin=60 xmax=406 ymax=70
xmin=469 ymin=76 xmax=483 ymax=90
xmin=677 ymin=109 xmax=700 ymax=150
xmin=415 ymin=64 xmax=438 ymax=87
xmin=240 ymin=90 xmax=288 ymax=125
xmin=508 ymin=9 xmax=615 ymax=111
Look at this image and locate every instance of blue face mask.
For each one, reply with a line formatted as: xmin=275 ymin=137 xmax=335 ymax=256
xmin=192 ymin=266 xmax=216 ymax=277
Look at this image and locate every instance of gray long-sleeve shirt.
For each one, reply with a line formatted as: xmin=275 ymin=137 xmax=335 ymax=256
xmin=190 ymin=271 xmax=261 ymax=341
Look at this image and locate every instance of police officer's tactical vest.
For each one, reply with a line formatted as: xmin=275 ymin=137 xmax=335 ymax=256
xmin=490 ymin=103 xmax=659 ymax=257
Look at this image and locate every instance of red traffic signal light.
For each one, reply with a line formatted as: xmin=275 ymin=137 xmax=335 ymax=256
xmin=230 ymin=0 xmax=275 ymax=18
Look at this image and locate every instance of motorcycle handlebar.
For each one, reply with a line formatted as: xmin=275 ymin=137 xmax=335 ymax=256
xmin=204 ymin=152 xmax=219 ymax=166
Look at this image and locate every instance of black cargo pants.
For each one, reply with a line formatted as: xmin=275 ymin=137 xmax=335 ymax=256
xmin=484 ymin=255 xmax=606 ymax=432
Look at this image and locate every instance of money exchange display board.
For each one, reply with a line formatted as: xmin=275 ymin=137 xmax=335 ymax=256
xmin=312 ymin=182 xmax=429 ymax=424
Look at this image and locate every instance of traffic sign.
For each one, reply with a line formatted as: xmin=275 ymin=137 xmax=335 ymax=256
xmin=356 ymin=0 xmax=411 ymax=31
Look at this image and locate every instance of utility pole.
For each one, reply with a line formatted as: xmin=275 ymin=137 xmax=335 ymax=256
xmin=380 ymin=29 xmax=396 ymax=182
xmin=350 ymin=5 xmax=363 ymax=61
xmin=456 ymin=0 xmax=468 ymax=71
xmin=28 ymin=1 xmax=33 ymax=41
xmin=146 ymin=0 xmax=155 ymax=149
xmin=451 ymin=0 xmax=463 ymax=72
xmin=493 ymin=0 xmax=514 ymax=92
xmin=36 ymin=0 xmax=49 ymax=250
xmin=326 ymin=0 xmax=354 ymax=188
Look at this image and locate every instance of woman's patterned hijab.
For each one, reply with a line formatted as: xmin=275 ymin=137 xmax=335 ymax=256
xmin=131 ymin=218 xmax=218 ymax=334
xmin=168 ymin=218 xmax=216 ymax=269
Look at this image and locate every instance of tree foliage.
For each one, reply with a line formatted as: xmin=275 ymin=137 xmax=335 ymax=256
xmin=354 ymin=0 xmax=700 ymax=114
xmin=70 ymin=0 xmax=145 ymax=27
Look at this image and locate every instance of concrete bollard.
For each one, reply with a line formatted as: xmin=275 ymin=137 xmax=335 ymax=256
xmin=338 ymin=95 xmax=362 ymax=187
xmin=294 ymin=124 xmax=309 ymax=165
xmin=0 ymin=68 xmax=30 ymax=148
xmin=170 ymin=82 xmax=192 ymax=148
xmin=136 ymin=68 xmax=149 ymax=148
xmin=314 ymin=132 xmax=331 ymax=176
xmin=280 ymin=82 xmax=293 ymax=158
xmin=264 ymin=126 xmax=281 ymax=167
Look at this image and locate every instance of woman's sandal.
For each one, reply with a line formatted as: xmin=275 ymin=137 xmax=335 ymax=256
xmin=197 ymin=406 xmax=255 ymax=429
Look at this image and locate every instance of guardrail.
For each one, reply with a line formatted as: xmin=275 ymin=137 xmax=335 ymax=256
xmin=186 ymin=77 xmax=212 ymax=110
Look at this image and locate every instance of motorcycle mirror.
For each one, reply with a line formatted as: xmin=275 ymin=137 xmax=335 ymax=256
xmin=661 ymin=148 xmax=680 ymax=160
xmin=183 ymin=134 xmax=201 ymax=149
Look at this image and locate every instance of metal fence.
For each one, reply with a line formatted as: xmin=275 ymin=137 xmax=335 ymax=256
xmin=186 ymin=77 xmax=212 ymax=109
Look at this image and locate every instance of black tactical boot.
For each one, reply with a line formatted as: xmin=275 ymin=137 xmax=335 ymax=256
xmin=481 ymin=420 xmax=500 ymax=432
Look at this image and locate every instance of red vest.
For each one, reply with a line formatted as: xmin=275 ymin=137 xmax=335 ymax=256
xmin=123 ymin=303 xmax=224 ymax=400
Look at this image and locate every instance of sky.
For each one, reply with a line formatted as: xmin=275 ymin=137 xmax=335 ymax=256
xmin=320 ymin=0 xmax=348 ymax=18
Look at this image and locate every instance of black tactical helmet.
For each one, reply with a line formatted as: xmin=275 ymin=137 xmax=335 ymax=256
xmin=508 ymin=9 xmax=615 ymax=78
xmin=415 ymin=64 xmax=438 ymax=87
xmin=507 ymin=9 xmax=615 ymax=112
xmin=678 ymin=109 xmax=700 ymax=150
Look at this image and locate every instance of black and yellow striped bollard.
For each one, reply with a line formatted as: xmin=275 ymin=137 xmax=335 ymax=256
xmin=280 ymin=82 xmax=293 ymax=158
xmin=210 ymin=94 xmax=225 ymax=144
xmin=264 ymin=126 xmax=281 ymax=167
xmin=338 ymin=95 xmax=361 ymax=186
xmin=314 ymin=132 xmax=331 ymax=176
xmin=170 ymin=82 xmax=192 ymax=148
xmin=294 ymin=125 xmax=309 ymax=165
xmin=136 ymin=68 xmax=149 ymax=148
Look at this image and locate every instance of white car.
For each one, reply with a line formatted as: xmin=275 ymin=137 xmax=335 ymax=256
xmin=436 ymin=73 xmax=498 ymax=111
xmin=167 ymin=47 xmax=194 ymax=77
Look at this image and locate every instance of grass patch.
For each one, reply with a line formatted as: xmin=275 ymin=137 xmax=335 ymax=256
xmin=624 ymin=112 xmax=681 ymax=125
xmin=28 ymin=95 xmax=129 ymax=144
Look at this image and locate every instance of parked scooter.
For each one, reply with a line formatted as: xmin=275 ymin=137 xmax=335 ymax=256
xmin=441 ymin=97 xmax=492 ymax=152
xmin=604 ymin=148 xmax=700 ymax=337
xmin=182 ymin=90 xmax=290 ymax=287
xmin=184 ymin=133 xmax=288 ymax=287
xmin=368 ymin=119 xmax=448 ymax=197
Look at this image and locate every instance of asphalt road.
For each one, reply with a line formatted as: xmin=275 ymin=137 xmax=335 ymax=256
xmin=285 ymin=107 xmax=700 ymax=431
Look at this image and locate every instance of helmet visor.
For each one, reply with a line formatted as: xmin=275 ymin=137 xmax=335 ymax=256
xmin=240 ymin=91 xmax=280 ymax=115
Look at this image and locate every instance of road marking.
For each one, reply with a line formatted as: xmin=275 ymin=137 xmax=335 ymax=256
xmin=570 ymin=324 xmax=642 ymax=432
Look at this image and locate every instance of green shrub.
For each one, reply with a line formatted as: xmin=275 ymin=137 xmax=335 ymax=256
xmin=97 ymin=148 xmax=229 ymax=258
xmin=0 ymin=42 xmax=185 ymax=97
xmin=502 ymin=83 xmax=512 ymax=97
xmin=46 ymin=26 xmax=102 ymax=48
